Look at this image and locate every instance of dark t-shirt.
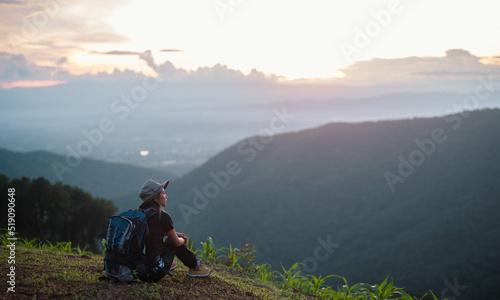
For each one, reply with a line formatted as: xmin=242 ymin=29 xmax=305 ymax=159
xmin=146 ymin=210 xmax=174 ymax=265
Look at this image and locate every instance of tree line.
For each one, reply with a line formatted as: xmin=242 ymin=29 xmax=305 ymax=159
xmin=0 ymin=174 xmax=116 ymax=252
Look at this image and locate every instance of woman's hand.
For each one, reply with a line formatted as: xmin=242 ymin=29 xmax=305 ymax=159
xmin=177 ymin=232 xmax=188 ymax=241
xmin=166 ymin=229 xmax=186 ymax=247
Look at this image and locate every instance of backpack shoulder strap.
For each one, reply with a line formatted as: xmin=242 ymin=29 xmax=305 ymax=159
xmin=142 ymin=207 xmax=159 ymax=219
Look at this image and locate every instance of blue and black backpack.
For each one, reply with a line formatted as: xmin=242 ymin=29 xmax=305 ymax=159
xmin=104 ymin=208 xmax=157 ymax=283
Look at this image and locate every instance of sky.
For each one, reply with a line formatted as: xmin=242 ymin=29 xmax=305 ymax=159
xmin=1 ymin=0 xmax=500 ymax=175
xmin=1 ymin=0 xmax=500 ymax=85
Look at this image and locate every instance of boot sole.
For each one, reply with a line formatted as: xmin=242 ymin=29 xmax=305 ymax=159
xmin=186 ymin=271 xmax=211 ymax=278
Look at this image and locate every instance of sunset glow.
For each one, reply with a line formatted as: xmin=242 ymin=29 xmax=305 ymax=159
xmin=1 ymin=0 xmax=499 ymax=81
xmin=0 ymin=80 xmax=66 ymax=90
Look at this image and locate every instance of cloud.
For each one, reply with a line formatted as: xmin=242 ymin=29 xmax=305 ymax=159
xmin=90 ymin=50 xmax=141 ymax=55
xmin=3 ymin=48 xmax=499 ymax=97
xmin=0 ymin=0 xmax=129 ymax=61
xmin=0 ymin=52 xmax=69 ymax=88
xmin=0 ymin=0 xmax=23 ymax=4
xmin=87 ymin=49 xmax=256 ymax=82
xmin=0 ymin=48 xmax=282 ymax=89
xmin=56 ymin=57 xmax=67 ymax=65
xmin=90 ymin=49 xmax=163 ymax=74
xmin=159 ymin=49 xmax=182 ymax=53
xmin=90 ymin=49 xmax=183 ymax=55
xmin=414 ymin=71 xmax=487 ymax=77
xmin=90 ymin=49 xmax=160 ymax=73
xmin=0 ymin=52 xmax=148 ymax=86
xmin=445 ymin=49 xmax=473 ymax=58
xmin=138 ymin=50 xmax=156 ymax=70
xmin=0 ymin=53 xmax=58 ymax=81
xmin=0 ymin=79 xmax=65 ymax=89
xmin=337 ymin=49 xmax=500 ymax=86
xmin=89 ymin=49 xmax=189 ymax=79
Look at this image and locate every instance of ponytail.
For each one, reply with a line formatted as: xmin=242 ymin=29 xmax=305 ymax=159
xmin=139 ymin=196 xmax=165 ymax=220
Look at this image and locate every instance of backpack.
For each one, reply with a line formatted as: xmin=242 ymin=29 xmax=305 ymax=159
xmin=104 ymin=208 xmax=157 ymax=283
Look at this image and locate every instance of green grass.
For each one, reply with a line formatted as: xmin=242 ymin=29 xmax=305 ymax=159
xmin=197 ymin=236 xmax=444 ymax=300
xmin=1 ymin=229 xmax=93 ymax=256
xmin=0 ymin=231 xmax=445 ymax=299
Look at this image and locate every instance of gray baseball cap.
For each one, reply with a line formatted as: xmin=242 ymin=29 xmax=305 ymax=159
xmin=139 ymin=179 xmax=169 ymax=202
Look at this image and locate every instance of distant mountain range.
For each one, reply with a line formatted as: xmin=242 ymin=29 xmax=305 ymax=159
xmin=3 ymin=85 xmax=498 ymax=177
xmin=1 ymin=109 xmax=499 ymax=298
xmin=0 ymin=148 xmax=173 ymax=209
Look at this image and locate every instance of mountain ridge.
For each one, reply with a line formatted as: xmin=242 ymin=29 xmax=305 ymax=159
xmin=165 ymin=108 xmax=500 ymax=299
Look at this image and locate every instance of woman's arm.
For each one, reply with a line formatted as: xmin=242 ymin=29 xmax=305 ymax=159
xmin=177 ymin=232 xmax=188 ymax=240
xmin=165 ymin=228 xmax=186 ymax=247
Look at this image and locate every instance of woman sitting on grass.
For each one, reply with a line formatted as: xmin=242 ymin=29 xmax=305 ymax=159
xmin=138 ymin=179 xmax=211 ymax=281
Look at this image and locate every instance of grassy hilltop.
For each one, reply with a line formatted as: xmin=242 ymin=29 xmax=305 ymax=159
xmin=0 ymin=238 xmax=442 ymax=300
xmin=0 ymin=245 xmax=295 ymax=300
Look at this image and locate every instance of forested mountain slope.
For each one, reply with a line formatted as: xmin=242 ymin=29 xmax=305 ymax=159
xmin=0 ymin=148 xmax=173 ymax=204
xmin=167 ymin=109 xmax=500 ymax=298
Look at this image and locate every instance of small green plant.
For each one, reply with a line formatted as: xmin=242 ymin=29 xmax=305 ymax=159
xmin=354 ymin=277 xmax=423 ymax=300
xmin=359 ymin=277 xmax=397 ymax=299
xmin=429 ymin=290 xmax=448 ymax=300
xmin=255 ymin=263 xmax=280 ymax=282
xmin=304 ymin=274 xmax=337 ymax=296
xmin=236 ymin=239 xmax=258 ymax=271
xmin=0 ymin=228 xmax=14 ymax=246
xmin=56 ymin=241 xmax=73 ymax=253
xmin=18 ymin=237 xmax=41 ymax=249
xmin=42 ymin=240 xmax=58 ymax=251
xmin=101 ymin=238 xmax=106 ymax=255
xmin=326 ymin=275 xmax=365 ymax=299
xmin=186 ymin=238 xmax=201 ymax=257
xmin=201 ymin=237 xmax=219 ymax=263
xmin=219 ymin=243 xmax=240 ymax=267
xmin=73 ymin=245 xmax=92 ymax=256
xmin=279 ymin=262 xmax=305 ymax=290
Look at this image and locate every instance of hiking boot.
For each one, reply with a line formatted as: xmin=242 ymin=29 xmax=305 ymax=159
xmin=187 ymin=261 xmax=211 ymax=277
xmin=170 ymin=260 xmax=177 ymax=271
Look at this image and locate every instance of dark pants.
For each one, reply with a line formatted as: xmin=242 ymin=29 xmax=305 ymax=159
xmin=163 ymin=237 xmax=198 ymax=269
xmin=139 ymin=238 xmax=198 ymax=282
